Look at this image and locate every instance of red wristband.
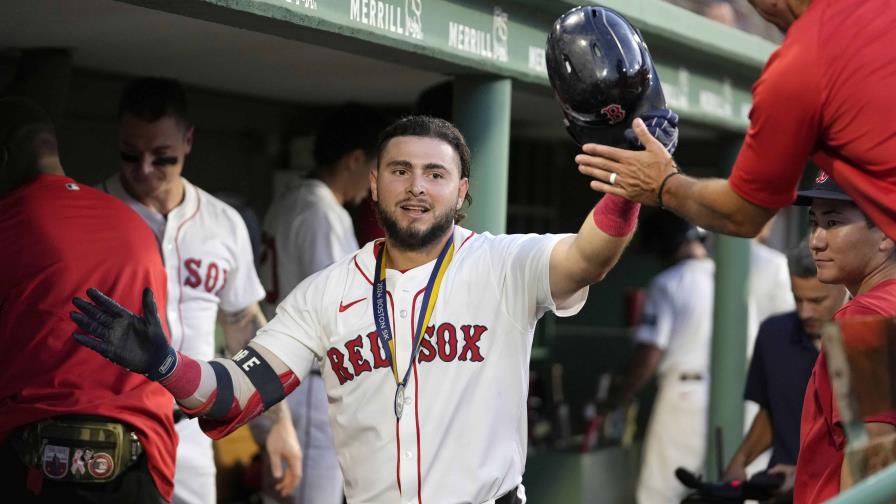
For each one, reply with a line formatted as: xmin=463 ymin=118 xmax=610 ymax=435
xmin=593 ymin=194 xmax=640 ymax=237
xmin=159 ymin=352 xmax=201 ymax=400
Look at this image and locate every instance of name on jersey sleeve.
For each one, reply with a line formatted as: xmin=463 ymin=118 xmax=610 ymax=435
xmin=326 ymin=323 xmax=488 ymax=385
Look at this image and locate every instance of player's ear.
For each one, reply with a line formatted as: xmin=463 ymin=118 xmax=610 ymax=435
xmin=183 ymin=126 xmax=195 ymax=155
xmin=880 ymin=232 xmax=895 ymax=255
xmin=456 ymin=177 xmax=469 ymax=210
xmin=369 ymin=164 xmax=379 ymax=202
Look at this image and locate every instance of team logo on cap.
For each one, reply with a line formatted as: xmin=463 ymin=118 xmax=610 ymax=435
xmin=816 ymin=170 xmax=830 ymax=183
xmin=601 ymin=104 xmax=626 ymax=125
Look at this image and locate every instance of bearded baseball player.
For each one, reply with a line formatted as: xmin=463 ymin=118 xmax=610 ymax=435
xmin=98 ymin=77 xmax=301 ymax=504
xmin=71 ymin=113 xmax=676 ymax=503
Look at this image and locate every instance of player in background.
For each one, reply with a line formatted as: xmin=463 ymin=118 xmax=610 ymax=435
xmin=790 ymin=173 xmax=896 ymax=502
xmin=0 ymin=96 xmax=177 ymax=503
xmin=723 ymin=238 xmax=847 ymax=498
xmin=575 ymin=0 xmax=896 ymax=241
xmin=70 ymin=113 xmax=677 ymax=503
xmin=98 ymin=77 xmax=301 ymax=504
xmin=256 ymin=103 xmax=385 ymax=504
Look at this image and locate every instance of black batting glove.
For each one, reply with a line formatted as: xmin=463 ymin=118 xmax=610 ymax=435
xmin=71 ymin=287 xmax=177 ymax=381
xmin=625 ymin=108 xmax=679 ymax=155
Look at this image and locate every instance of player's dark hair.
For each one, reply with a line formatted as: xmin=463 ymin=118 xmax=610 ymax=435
xmin=118 ymin=77 xmax=190 ymax=127
xmin=639 ymin=209 xmax=705 ymax=263
xmin=312 ymin=103 xmax=386 ymax=171
xmin=0 ymin=96 xmax=59 ymax=195
xmin=787 ymin=237 xmax=816 ymax=278
xmin=376 ymin=115 xmax=472 ymax=221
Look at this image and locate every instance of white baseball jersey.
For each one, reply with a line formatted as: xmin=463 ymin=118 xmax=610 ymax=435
xmin=102 ymin=174 xmax=265 ymax=504
xmin=634 ymin=258 xmax=715 ymax=504
xmin=262 ymin=178 xmax=359 ymax=303
xmin=254 ymin=226 xmax=587 ymax=504
xmin=259 ymin=178 xmax=354 ymax=504
xmin=635 ymin=258 xmax=715 ymax=377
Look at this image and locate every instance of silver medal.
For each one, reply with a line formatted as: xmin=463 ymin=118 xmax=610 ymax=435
xmin=394 ymin=384 xmax=405 ymax=420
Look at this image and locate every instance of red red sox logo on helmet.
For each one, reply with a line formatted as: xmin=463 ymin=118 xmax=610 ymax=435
xmin=601 ymin=104 xmax=626 ymax=125
xmin=816 ymin=170 xmax=830 ymax=183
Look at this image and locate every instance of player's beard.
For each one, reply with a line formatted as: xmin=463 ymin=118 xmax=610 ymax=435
xmin=376 ymin=201 xmax=455 ymax=252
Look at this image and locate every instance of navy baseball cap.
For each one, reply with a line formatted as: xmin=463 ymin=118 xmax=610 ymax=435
xmin=793 ymin=170 xmax=853 ymax=206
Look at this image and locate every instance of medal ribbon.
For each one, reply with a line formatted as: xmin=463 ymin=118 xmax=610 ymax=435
xmin=372 ymin=234 xmax=455 ymax=388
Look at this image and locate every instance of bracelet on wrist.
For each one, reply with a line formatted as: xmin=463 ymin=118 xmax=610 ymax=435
xmin=657 ymin=167 xmax=681 ymax=210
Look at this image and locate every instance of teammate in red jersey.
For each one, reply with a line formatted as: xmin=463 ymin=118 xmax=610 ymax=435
xmin=791 ymin=172 xmax=896 ymax=502
xmin=0 ymin=97 xmax=177 ymax=503
xmin=576 ymin=0 xmax=896 ymax=239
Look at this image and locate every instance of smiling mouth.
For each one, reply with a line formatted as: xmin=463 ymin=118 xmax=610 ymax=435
xmin=399 ymin=202 xmax=431 ymax=216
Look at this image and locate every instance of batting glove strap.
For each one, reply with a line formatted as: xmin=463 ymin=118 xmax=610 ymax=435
xmin=146 ymin=345 xmax=179 ymax=382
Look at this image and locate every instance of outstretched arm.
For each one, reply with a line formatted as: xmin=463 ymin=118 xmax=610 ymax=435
xmin=71 ymin=288 xmax=300 ymax=439
xmin=575 ymin=119 xmax=776 ymax=237
xmin=550 ymin=111 xmax=680 ymax=302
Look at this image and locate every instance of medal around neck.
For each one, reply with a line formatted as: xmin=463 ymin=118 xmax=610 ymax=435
xmin=394 ymin=384 xmax=405 ymax=420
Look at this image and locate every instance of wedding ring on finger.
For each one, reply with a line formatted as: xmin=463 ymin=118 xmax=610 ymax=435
xmin=609 ymin=172 xmax=618 ymax=186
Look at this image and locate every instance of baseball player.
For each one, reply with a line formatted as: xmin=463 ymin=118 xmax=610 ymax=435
xmin=257 ymin=103 xmax=384 ymax=504
xmin=790 ymin=173 xmax=896 ymax=502
xmin=69 ymin=113 xmax=678 ymax=503
xmin=0 ymin=97 xmax=177 ymax=503
xmin=575 ymin=0 xmax=896 ymax=241
xmin=608 ymin=212 xmax=714 ymax=504
xmin=99 ymin=77 xmax=301 ymax=504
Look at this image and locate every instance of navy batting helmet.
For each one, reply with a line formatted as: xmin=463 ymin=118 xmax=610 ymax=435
xmin=546 ymin=6 xmax=666 ymax=147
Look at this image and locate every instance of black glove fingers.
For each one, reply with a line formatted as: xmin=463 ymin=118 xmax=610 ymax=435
xmin=73 ymin=332 xmax=109 ymax=356
xmin=70 ymin=310 xmax=110 ymax=339
xmin=86 ymin=288 xmax=134 ymax=318
xmin=141 ymin=288 xmax=162 ymax=330
xmin=72 ymin=297 xmax=114 ymax=328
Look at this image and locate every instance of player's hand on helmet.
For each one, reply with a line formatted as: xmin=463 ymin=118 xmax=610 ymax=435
xmin=625 ymin=109 xmax=679 ymax=155
xmin=576 ymin=117 xmax=680 ymax=206
xmin=71 ymin=287 xmax=177 ymax=381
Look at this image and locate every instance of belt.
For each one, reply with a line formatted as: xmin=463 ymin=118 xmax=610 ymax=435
xmin=495 ymin=485 xmax=522 ymax=504
xmin=679 ymin=372 xmax=704 ymax=382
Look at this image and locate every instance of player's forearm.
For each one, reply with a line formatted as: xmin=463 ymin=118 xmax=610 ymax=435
xmin=160 ymin=342 xmax=300 ymax=438
xmin=551 ymin=195 xmax=637 ymax=299
xmin=220 ymin=303 xmax=268 ymax=355
xmin=661 ymin=176 xmax=775 ymax=237
xmin=728 ymin=408 xmax=773 ymax=468
xmin=616 ymin=343 xmax=662 ymax=404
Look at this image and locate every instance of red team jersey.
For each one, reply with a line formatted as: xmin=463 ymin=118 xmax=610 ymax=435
xmin=728 ymin=0 xmax=896 ymax=240
xmin=794 ymin=279 xmax=896 ymax=502
xmin=0 ymin=175 xmax=177 ymax=500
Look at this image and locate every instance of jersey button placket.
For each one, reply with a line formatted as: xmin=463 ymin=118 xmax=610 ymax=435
xmin=392 ymin=273 xmax=419 ymax=499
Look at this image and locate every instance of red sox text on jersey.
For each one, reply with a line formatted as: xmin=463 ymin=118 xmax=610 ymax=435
xmin=326 ymin=323 xmax=488 ymax=385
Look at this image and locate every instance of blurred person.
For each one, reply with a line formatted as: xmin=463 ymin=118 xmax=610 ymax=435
xmin=703 ymin=0 xmax=739 ymax=27
xmin=0 ymin=96 xmax=177 ymax=503
xmin=67 ymin=114 xmax=678 ymax=503
xmin=257 ymin=103 xmax=385 ymax=504
xmin=791 ymin=172 xmax=896 ymax=502
xmin=724 ymin=238 xmax=848 ymax=499
xmin=576 ymin=0 xmax=896 ymax=244
xmin=99 ymin=77 xmax=301 ymax=504
xmin=608 ymin=210 xmax=714 ymax=504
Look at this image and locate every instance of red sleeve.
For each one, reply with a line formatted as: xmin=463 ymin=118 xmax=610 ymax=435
xmin=728 ymin=31 xmax=824 ymax=209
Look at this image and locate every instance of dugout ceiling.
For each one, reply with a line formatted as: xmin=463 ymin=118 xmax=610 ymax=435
xmin=1 ymin=0 xmax=777 ymax=139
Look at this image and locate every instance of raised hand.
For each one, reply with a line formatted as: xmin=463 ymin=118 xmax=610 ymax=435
xmin=71 ymin=287 xmax=177 ymax=381
xmin=625 ymin=109 xmax=679 ymax=154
